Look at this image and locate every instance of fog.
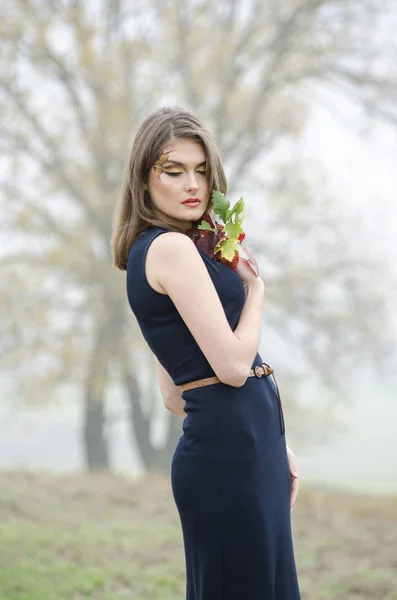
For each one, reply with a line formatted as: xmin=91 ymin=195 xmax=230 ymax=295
xmin=1 ymin=0 xmax=396 ymax=492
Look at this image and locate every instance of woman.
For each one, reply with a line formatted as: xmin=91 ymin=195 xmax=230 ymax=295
xmin=112 ymin=106 xmax=301 ymax=599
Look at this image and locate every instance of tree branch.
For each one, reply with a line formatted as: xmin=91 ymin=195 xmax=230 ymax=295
xmin=1 ymin=85 xmax=105 ymax=232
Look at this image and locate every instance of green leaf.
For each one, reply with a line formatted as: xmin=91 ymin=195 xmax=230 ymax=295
xmin=226 ymin=197 xmax=245 ymax=224
xmin=210 ymin=192 xmax=246 ymax=262
xmin=215 ymin=237 xmax=238 ymax=261
xmin=198 ymin=221 xmax=216 ymax=231
xmin=234 ymin=197 xmax=245 ymax=219
xmin=224 ymin=222 xmax=242 ymax=241
xmin=212 ymin=190 xmax=230 ymax=221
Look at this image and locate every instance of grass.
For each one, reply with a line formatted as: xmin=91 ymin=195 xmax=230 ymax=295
xmin=0 ymin=471 xmax=396 ymax=599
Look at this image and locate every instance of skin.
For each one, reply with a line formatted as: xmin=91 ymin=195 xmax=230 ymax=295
xmin=144 ymin=137 xmax=258 ymax=290
xmin=144 ymin=138 xmax=210 ymax=232
xmin=145 ymin=137 xmax=299 ymax=509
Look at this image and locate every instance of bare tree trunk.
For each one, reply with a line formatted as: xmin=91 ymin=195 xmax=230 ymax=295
xmin=150 ymin=415 xmax=182 ymax=472
xmin=82 ymin=324 xmax=111 ymax=471
xmin=124 ymin=372 xmax=181 ymax=473
xmin=83 ymin=387 xmax=110 ymax=470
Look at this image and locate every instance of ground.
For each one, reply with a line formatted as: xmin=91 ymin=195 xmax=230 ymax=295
xmin=0 ymin=471 xmax=395 ymax=599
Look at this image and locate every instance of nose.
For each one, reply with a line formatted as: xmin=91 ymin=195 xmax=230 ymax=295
xmin=185 ymin=171 xmax=199 ymax=192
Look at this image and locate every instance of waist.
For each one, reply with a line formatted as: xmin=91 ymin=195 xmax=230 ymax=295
xmin=180 ymin=362 xmax=274 ymax=392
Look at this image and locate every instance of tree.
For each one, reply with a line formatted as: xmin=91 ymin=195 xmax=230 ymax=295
xmin=0 ymin=0 xmax=395 ymax=470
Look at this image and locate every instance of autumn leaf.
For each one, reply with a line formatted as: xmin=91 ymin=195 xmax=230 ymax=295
xmin=155 ymin=152 xmax=169 ymax=167
xmin=215 ymin=237 xmax=237 ymax=261
xmin=192 ymin=190 xmax=256 ymax=273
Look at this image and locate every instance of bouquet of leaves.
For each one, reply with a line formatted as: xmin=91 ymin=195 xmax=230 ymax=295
xmin=185 ymin=191 xmax=259 ymax=276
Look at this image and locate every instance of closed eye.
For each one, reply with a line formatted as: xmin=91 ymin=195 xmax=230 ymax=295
xmin=166 ymin=170 xmax=207 ymax=177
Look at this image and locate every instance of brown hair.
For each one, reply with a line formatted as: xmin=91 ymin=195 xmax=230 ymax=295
xmin=111 ymin=106 xmax=228 ymax=270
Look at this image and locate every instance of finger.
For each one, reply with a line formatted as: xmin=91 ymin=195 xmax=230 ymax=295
xmin=290 ymin=477 xmax=299 ymax=510
xmin=238 ymin=245 xmax=259 ymax=277
xmin=291 ymin=480 xmax=299 ymax=508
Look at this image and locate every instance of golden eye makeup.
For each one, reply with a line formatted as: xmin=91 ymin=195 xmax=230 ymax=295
xmin=153 ymin=152 xmax=172 ymax=179
xmin=152 ymin=147 xmax=207 ymax=180
xmin=153 ymin=157 xmax=207 ymax=177
xmin=164 ymin=169 xmax=207 ymax=177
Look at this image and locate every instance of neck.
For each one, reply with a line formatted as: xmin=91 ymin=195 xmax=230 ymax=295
xmin=154 ymin=210 xmax=192 ymax=233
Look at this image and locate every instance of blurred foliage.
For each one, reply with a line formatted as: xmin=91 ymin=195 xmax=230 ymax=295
xmin=0 ymin=0 xmax=396 ymax=469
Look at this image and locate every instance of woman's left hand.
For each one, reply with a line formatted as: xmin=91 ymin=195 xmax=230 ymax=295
xmin=286 ymin=445 xmax=300 ymax=510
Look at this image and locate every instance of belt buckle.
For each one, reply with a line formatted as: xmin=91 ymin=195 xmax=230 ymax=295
xmin=254 ymin=363 xmax=274 ymax=377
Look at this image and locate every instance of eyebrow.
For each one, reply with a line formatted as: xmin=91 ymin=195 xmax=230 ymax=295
xmin=162 ymin=160 xmax=207 ymax=167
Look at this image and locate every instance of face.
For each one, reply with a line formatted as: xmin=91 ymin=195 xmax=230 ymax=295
xmin=145 ymin=138 xmax=210 ymax=231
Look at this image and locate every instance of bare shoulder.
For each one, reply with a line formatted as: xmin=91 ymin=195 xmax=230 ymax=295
xmin=148 ymin=231 xmax=200 ymax=271
xmin=146 ymin=231 xmax=197 ymax=294
xmin=150 ymin=231 xmax=196 ymax=257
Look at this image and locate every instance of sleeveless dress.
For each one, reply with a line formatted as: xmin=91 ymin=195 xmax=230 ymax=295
xmin=126 ymin=225 xmax=301 ymax=600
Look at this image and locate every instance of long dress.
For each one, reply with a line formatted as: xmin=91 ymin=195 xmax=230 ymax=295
xmin=126 ymin=225 xmax=301 ymax=600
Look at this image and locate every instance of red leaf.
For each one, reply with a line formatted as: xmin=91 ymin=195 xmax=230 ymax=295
xmin=185 ymin=214 xmax=219 ymax=258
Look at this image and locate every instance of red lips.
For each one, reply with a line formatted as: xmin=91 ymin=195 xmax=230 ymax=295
xmin=182 ymin=197 xmax=200 ymax=204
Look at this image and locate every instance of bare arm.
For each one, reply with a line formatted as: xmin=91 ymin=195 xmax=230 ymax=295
xmin=153 ymin=354 xmax=186 ymax=417
xmin=148 ymin=232 xmax=265 ymax=387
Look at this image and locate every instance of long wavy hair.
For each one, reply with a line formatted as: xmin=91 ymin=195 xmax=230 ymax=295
xmin=111 ymin=106 xmax=228 ymax=270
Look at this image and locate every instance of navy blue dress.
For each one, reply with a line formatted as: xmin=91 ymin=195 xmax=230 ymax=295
xmin=127 ymin=225 xmax=301 ymax=600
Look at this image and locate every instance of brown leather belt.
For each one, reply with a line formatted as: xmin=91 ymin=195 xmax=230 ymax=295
xmin=180 ymin=362 xmax=285 ymax=435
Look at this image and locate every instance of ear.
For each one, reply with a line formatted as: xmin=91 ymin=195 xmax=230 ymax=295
xmin=142 ymin=181 xmax=148 ymax=190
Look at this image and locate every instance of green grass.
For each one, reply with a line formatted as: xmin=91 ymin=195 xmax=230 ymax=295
xmin=0 ymin=471 xmax=396 ymax=599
